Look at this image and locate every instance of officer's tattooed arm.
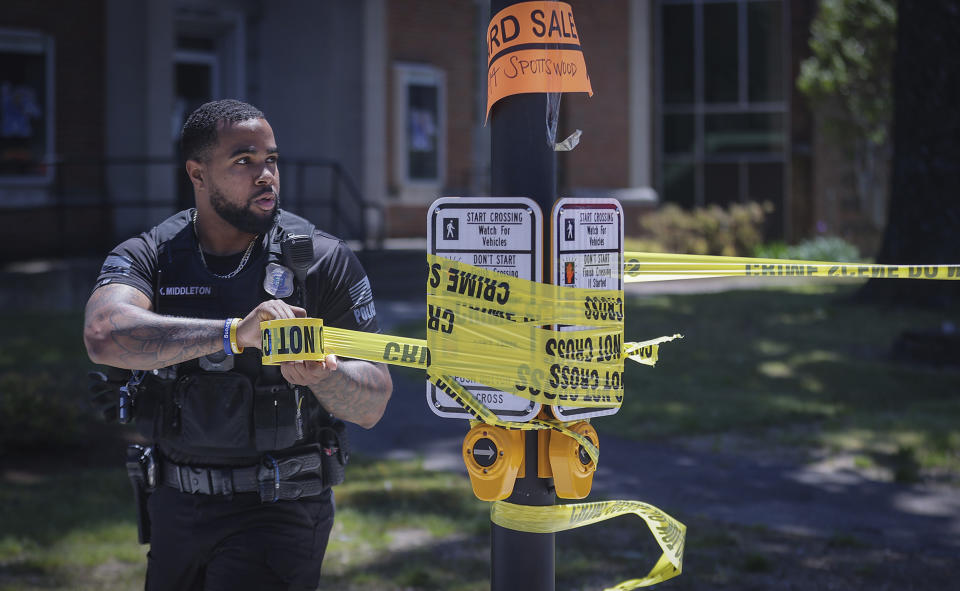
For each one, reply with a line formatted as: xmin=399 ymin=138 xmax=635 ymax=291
xmin=84 ymin=283 xmax=223 ymax=370
xmin=84 ymin=284 xmax=295 ymax=371
xmin=282 ymin=358 xmax=392 ymax=429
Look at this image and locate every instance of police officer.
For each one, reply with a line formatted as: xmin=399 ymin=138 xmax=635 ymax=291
xmin=83 ymin=99 xmax=392 ymax=590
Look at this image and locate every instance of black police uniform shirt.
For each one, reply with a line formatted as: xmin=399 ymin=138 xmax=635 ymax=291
xmin=94 ymin=208 xmax=379 ymax=465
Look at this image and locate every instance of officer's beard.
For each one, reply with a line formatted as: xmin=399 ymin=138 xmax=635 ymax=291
xmin=209 ymin=187 xmax=279 ymax=235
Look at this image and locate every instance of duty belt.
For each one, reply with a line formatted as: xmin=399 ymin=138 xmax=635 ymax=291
xmin=159 ymin=444 xmax=338 ymax=502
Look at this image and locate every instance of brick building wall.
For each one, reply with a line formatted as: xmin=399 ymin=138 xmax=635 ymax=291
xmin=558 ymin=0 xmax=631 ymax=193
xmin=1 ymin=0 xmax=106 ymax=261
xmin=387 ymin=0 xmax=478 ymax=196
xmin=1 ymin=0 xmax=105 ymax=191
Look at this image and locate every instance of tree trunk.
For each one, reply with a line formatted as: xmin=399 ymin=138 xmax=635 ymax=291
xmin=859 ymin=0 xmax=960 ymax=308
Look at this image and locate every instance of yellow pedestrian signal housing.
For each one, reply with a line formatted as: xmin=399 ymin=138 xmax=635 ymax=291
xmin=462 ymin=424 xmax=524 ymax=501
xmin=548 ymin=421 xmax=598 ymax=499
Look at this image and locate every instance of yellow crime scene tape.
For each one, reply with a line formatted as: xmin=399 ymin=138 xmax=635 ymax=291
xmin=624 ymin=251 xmax=960 ymax=282
xmin=492 ymin=500 xmax=685 ymax=589
xmin=259 ymin=254 xmax=687 ymax=588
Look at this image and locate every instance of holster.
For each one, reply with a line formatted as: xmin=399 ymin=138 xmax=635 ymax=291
xmin=316 ymin=421 xmax=349 ymax=488
xmin=125 ymin=444 xmax=155 ymax=544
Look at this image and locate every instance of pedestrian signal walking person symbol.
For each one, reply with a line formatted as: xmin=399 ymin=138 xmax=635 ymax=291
xmin=565 ymin=218 xmax=575 ymax=241
xmin=444 ymin=218 xmax=459 ymax=240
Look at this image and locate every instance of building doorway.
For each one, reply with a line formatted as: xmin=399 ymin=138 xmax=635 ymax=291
xmin=174 ymin=43 xmax=219 ymax=211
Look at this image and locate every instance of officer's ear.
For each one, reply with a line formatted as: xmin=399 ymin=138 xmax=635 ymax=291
xmin=185 ymin=159 xmax=205 ymax=190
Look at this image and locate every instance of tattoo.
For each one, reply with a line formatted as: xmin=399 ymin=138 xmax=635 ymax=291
xmin=85 ymin=284 xmax=221 ymax=369
xmin=108 ymin=311 xmax=220 ymax=365
xmin=308 ymin=361 xmax=392 ymax=428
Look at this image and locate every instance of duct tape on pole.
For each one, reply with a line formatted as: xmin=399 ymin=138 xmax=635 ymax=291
xmin=551 ymin=197 xmax=624 ymax=421
xmin=426 ymin=196 xmax=543 ymax=422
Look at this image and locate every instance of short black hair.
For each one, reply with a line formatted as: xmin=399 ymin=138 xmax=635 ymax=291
xmin=180 ymin=99 xmax=265 ymax=162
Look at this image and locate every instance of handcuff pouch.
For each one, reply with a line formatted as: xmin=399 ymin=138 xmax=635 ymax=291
xmin=254 ymin=383 xmax=302 ymax=451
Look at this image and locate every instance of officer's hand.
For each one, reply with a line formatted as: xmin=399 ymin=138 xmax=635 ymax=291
xmin=280 ymin=354 xmax=339 ymax=387
xmin=236 ymin=300 xmax=307 ymax=350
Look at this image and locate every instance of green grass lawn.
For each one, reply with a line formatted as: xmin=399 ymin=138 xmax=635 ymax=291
xmin=611 ymin=282 xmax=960 ymax=479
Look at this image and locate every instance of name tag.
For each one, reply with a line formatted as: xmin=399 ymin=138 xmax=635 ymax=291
xmin=158 ymin=285 xmax=216 ymax=297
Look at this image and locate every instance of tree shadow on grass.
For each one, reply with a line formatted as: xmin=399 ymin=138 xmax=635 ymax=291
xmin=321 ymin=509 xmax=960 ymax=591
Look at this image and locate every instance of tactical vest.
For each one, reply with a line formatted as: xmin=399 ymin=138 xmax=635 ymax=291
xmin=133 ymin=211 xmax=341 ymax=466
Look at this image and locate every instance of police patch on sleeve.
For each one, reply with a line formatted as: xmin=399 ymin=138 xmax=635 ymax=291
xmin=349 ymin=276 xmax=377 ymax=324
xmin=264 ymin=263 xmax=295 ymax=298
xmin=100 ymin=254 xmax=133 ymax=276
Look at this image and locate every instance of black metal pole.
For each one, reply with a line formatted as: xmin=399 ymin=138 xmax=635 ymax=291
xmin=489 ymin=1 xmax=557 ymax=588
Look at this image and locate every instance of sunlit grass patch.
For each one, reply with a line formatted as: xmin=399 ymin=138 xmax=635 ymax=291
xmin=0 ymin=465 xmax=144 ymax=590
xmin=319 ymin=456 xmax=489 ymax=585
xmin=613 ymin=284 xmax=960 ymax=478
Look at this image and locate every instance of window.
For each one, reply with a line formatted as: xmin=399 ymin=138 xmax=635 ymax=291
xmin=656 ymin=0 xmax=787 ymax=230
xmin=0 ymin=30 xmax=54 ymax=184
xmin=393 ymin=63 xmax=446 ymax=200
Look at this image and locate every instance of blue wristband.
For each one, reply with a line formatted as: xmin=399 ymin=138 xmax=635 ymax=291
xmin=223 ymin=318 xmax=234 ymax=356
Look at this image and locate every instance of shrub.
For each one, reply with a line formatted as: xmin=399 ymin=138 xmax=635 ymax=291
xmin=755 ymin=236 xmax=862 ymax=262
xmin=633 ymin=202 xmax=772 ymax=257
xmin=0 ymin=372 xmax=81 ymax=455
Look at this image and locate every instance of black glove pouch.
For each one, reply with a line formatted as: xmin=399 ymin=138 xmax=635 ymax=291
xmin=175 ymin=372 xmax=254 ymax=449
